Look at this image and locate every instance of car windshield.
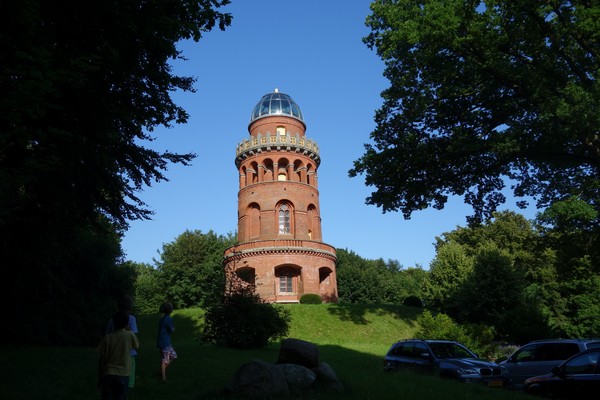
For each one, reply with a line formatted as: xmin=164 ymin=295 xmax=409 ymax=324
xmin=428 ymin=342 xmax=476 ymax=359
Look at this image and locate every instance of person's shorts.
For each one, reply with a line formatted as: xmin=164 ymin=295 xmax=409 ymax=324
xmin=160 ymin=346 xmax=177 ymax=364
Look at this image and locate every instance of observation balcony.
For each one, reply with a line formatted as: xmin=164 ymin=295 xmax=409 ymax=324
xmin=235 ymin=133 xmax=320 ymax=168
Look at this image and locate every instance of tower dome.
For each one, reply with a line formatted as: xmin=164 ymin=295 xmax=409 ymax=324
xmin=250 ymin=89 xmax=304 ymax=124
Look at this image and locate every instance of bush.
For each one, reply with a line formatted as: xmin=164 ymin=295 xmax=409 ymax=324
xmin=403 ymin=295 xmax=423 ymax=308
xmin=492 ymin=344 xmax=520 ymax=363
xmin=416 ymin=311 xmax=496 ymax=357
xmin=201 ymin=287 xmax=290 ymax=349
xmin=299 ymin=294 xmax=322 ymax=304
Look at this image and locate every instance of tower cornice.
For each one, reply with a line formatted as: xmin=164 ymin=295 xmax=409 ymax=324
xmin=235 ymin=132 xmax=320 ymax=168
xmin=224 ymin=239 xmax=336 ymax=263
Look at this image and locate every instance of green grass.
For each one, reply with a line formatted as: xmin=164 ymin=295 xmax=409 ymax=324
xmin=0 ymin=304 xmax=531 ymax=399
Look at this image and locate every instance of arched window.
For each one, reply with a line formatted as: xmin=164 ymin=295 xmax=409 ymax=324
xmin=263 ymin=159 xmax=274 ymax=181
xmin=319 ymin=267 xmax=332 ymax=284
xmin=250 ymin=161 xmax=259 ymax=184
xmin=276 ymin=267 xmax=299 ymax=294
xmin=307 ymin=204 xmax=317 ymax=240
xmin=277 ymin=158 xmax=288 ymax=181
xmin=307 ymin=164 xmax=314 ymax=186
xmin=294 ymin=160 xmax=303 ymax=182
xmin=248 ymin=203 xmax=260 ymax=239
xmin=278 ymin=204 xmax=291 ymax=234
xmin=236 ymin=267 xmax=256 ymax=286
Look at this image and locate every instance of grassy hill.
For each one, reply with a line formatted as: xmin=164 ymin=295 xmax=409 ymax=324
xmin=1 ymin=303 xmax=530 ymax=399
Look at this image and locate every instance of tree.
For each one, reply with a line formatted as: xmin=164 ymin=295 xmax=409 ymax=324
xmin=156 ymin=230 xmax=236 ymax=309
xmin=131 ymin=262 xmax=164 ymax=315
xmin=350 ymin=0 xmax=600 ymax=223
xmin=428 ymin=209 xmax=599 ymax=342
xmin=422 ymin=242 xmax=473 ymax=310
xmin=335 ymin=248 xmax=423 ymax=304
xmin=1 ymin=0 xmax=231 ymax=228
xmin=535 ymin=197 xmax=600 ymax=336
xmin=336 ymin=249 xmax=384 ymax=303
xmin=0 ymin=0 xmax=231 ymax=344
xmin=455 ymin=243 xmax=524 ymax=335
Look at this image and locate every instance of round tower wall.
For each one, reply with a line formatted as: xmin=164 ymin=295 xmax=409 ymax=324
xmin=237 ymin=181 xmax=321 ymax=242
xmin=249 ymin=116 xmax=306 ymax=138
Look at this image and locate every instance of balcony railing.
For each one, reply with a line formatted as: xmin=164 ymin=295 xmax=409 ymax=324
xmin=235 ymin=133 xmax=320 ymax=166
xmin=224 ymin=239 xmax=336 ymax=259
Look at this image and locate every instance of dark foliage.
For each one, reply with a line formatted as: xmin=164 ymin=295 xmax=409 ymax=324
xmin=299 ymin=294 xmax=323 ymax=304
xmin=426 ymin=209 xmax=600 ymax=343
xmin=201 ymin=284 xmax=290 ymax=349
xmin=336 ymin=248 xmax=426 ymax=304
xmin=402 ymin=295 xmax=423 ymax=308
xmin=351 ymin=0 xmax=600 ymax=224
xmin=0 ymin=0 xmax=231 ymax=345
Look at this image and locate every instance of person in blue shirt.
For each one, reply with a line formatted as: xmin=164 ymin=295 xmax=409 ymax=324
xmin=157 ymin=302 xmax=176 ymax=382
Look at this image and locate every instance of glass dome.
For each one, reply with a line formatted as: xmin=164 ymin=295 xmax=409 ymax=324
xmin=250 ymin=89 xmax=304 ymax=124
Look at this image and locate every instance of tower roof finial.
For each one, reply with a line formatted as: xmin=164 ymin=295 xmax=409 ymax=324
xmin=274 ymin=88 xmax=279 ymax=93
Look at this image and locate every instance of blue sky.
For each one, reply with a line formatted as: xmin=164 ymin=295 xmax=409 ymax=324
xmin=121 ymin=0 xmax=538 ymax=268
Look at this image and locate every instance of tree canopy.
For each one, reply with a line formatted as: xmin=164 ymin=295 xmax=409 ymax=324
xmin=1 ymin=0 xmax=231 ymax=229
xmin=155 ymin=230 xmax=236 ymax=309
xmin=350 ymin=0 xmax=600 ymax=223
xmin=0 ymin=0 xmax=231 ymax=344
xmin=426 ymin=210 xmax=599 ymax=341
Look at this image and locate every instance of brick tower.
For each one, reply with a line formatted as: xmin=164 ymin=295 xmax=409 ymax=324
xmin=223 ymin=89 xmax=338 ymax=303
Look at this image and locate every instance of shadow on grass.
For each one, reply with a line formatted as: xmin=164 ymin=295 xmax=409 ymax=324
xmin=0 ymin=309 xmax=529 ymax=400
xmin=326 ymin=303 xmax=422 ymax=326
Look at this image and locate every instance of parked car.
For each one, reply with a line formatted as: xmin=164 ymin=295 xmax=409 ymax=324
xmin=384 ymin=339 xmax=508 ymax=387
xmin=499 ymin=339 xmax=600 ymax=389
xmin=524 ymin=347 xmax=600 ymax=399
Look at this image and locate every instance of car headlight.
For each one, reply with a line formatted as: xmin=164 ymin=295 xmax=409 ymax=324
xmin=457 ymin=367 xmax=480 ymax=376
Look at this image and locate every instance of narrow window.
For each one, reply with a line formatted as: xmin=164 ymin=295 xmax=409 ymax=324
xmin=277 ymin=126 xmax=285 ymax=136
xmin=279 ymin=274 xmax=293 ymax=293
xmin=278 ymin=204 xmax=290 ymax=234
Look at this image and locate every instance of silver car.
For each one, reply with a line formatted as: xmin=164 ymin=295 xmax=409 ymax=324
xmin=499 ymin=339 xmax=600 ymax=389
xmin=384 ymin=339 xmax=508 ymax=387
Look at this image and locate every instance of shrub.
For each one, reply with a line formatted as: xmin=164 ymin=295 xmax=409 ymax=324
xmin=300 ymin=294 xmax=322 ymax=304
xmin=492 ymin=344 xmax=520 ymax=362
xmin=403 ymin=295 xmax=423 ymax=308
xmin=201 ymin=287 xmax=290 ymax=349
xmin=416 ymin=311 xmax=496 ymax=357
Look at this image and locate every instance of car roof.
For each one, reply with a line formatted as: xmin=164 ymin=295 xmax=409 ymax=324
xmin=392 ymin=339 xmax=461 ymax=345
xmin=527 ymin=338 xmax=600 ymax=344
xmin=576 ymin=347 xmax=600 ymax=354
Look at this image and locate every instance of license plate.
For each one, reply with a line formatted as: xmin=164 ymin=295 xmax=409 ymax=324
xmin=487 ymin=380 xmax=504 ymax=387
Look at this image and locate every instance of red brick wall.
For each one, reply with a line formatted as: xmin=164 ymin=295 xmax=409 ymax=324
xmin=226 ymin=113 xmax=338 ymax=303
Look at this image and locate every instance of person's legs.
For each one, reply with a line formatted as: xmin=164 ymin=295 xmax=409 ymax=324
xmin=129 ymin=356 xmax=136 ymax=388
xmin=101 ymin=375 xmax=128 ymax=400
xmin=115 ymin=376 xmax=129 ymax=400
xmin=159 ymin=347 xmax=177 ymax=381
xmin=160 ymin=350 xmax=168 ymax=381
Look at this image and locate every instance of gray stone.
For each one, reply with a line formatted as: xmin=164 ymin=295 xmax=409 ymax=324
xmin=226 ymin=359 xmax=289 ymax=398
xmin=276 ymin=363 xmax=317 ymax=394
xmin=312 ymin=362 xmax=344 ymax=393
xmin=276 ymin=338 xmax=320 ymax=368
